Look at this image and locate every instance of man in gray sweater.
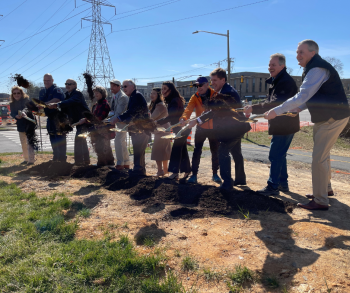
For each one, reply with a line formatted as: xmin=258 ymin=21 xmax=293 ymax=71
xmin=109 ymin=79 xmax=130 ymax=170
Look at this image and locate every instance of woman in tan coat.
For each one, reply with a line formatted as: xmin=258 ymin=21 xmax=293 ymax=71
xmin=149 ymin=88 xmax=171 ymax=176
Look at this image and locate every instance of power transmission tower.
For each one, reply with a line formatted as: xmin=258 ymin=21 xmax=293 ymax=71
xmin=81 ymin=0 xmax=116 ymax=92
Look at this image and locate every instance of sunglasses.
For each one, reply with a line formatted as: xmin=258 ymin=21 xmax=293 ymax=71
xmin=65 ymin=83 xmax=74 ymax=86
xmin=122 ymin=85 xmax=128 ymax=88
xmin=197 ymin=83 xmax=206 ymax=87
xmin=13 ymin=92 xmax=21 ymax=95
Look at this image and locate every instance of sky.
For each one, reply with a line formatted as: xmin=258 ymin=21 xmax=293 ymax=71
xmin=0 ymin=0 xmax=349 ymax=93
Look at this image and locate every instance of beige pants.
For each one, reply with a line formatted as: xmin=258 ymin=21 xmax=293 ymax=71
xmin=312 ymin=117 xmax=349 ymax=205
xmin=19 ymin=132 xmax=35 ymax=163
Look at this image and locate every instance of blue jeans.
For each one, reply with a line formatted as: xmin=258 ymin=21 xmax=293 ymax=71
xmin=267 ymin=134 xmax=294 ymax=189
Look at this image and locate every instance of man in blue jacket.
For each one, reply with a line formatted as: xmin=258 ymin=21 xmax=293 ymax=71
xmin=195 ymin=68 xmax=251 ymax=191
xmin=48 ymin=79 xmax=91 ymax=166
xmin=114 ymin=79 xmax=149 ymax=175
xmin=39 ymin=74 xmax=66 ymax=162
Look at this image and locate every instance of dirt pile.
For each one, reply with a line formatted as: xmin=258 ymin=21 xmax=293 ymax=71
xmin=70 ymin=165 xmax=111 ymax=183
xmin=21 ymin=161 xmax=73 ymax=177
xmin=104 ymin=173 xmax=296 ymax=217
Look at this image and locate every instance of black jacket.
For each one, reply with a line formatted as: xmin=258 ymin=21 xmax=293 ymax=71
xmin=119 ymin=90 xmax=149 ymax=123
xmin=157 ymin=96 xmax=184 ymax=125
xmin=303 ymin=54 xmax=350 ymax=123
xmin=252 ymin=68 xmax=299 ymax=135
xmin=199 ymin=83 xmax=251 ymax=142
xmin=59 ymin=89 xmax=90 ymax=124
xmin=10 ymin=98 xmax=31 ymax=132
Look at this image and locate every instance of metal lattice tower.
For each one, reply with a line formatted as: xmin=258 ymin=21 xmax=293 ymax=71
xmin=81 ymin=0 xmax=115 ymax=89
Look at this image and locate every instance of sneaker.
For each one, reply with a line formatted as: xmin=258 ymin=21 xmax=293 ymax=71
xmin=258 ymin=185 xmax=279 ymax=196
xmin=278 ymin=184 xmax=289 ymax=192
xmin=212 ymin=174 xmax=222 ymax=184
xmin=187 ymin=175 xmax=197 ymax=184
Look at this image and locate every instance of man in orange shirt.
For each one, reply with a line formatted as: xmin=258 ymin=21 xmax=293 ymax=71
xmin=179 ymin=77 xmax=221 ymax=184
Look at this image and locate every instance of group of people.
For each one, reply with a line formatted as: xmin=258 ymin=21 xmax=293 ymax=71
xmin=9 ymin=39 xmax=350 ymax=211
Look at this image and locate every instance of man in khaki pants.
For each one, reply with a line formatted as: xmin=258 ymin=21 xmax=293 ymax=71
xmin=265 ymin=39 xmax=350 ymax=210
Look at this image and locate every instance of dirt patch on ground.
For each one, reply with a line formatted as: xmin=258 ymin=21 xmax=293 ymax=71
xmin=20 ymin=161 xmax=74 ymax=178
xmin=1 ymin=153 xmax=350 ymax=292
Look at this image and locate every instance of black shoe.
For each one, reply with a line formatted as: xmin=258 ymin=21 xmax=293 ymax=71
xmin=20 ymin=161 xmax=28 ymax=165
xmin=220 ymin=182 xmax=234 ymax=192
xmin=278 ymin=184 xmax=289 ymax=192
xmin=27 ymin=162 xmax=34 ymax=166
xmin=258 ymin=185 xmax=279 ymax=196
xmin=128 ymin=169 xmax=146 ymax=176
xmin=233 ymin=180 xmax=247 ymax=186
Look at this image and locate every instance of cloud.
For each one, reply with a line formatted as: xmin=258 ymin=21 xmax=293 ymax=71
xmin=191 ymin=63 xmax=216 ymax=69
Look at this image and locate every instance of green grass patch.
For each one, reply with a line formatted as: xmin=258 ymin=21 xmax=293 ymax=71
xmin=242 ymin=126 xmax=350 ymax=155
xmin=264 ymin=275 xmax=279 ymax=288
xmin=0 ymin=181 xmax=184 ymax=292
xmin=227 ymin=265 xmax=256 ymax=291
xmin=78 ymin=208 xmax=91 ymax=218
xmin=181 ymin=256 xmax=198 ymax=272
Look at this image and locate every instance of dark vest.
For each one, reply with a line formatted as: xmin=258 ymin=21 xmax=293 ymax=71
xmin=303 ymin=54 xmax=349 ymax=123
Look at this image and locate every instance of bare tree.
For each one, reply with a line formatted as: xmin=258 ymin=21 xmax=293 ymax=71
xmin=324 ymin=57 xmax=344 ymax=77
xmin=286 ymin=67 xmax=294 ymax=75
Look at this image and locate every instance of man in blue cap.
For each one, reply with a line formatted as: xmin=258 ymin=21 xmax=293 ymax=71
xmin=180 ymin=76 xmax=221 ymax=184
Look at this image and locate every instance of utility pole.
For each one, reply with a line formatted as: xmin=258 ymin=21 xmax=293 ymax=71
xmin=227 ymin=30 xmax=230 ymax=85
xmin=81 ymin=0 xmax=116 ymax=93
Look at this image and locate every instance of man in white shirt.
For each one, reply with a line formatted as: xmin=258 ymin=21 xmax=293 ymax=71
xmin=109 ymin=79 xmax=130 ymax=170
xmin=265 ymin=40 xmax=350 ymax=210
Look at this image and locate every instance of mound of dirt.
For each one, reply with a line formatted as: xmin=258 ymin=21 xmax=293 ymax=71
xmin=104 ymin=174 xmax=297 ymax=218
xmin=70 ymin=165 xmax=111 ymax=183
xmin=21 ymin=161 xmax=73 ymax=177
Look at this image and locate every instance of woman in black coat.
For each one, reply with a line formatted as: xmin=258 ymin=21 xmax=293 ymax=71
xmin=9 ymin=86 xmax=36 ymax=165
xmin=157 ymin=81 xmax=191 ymax=180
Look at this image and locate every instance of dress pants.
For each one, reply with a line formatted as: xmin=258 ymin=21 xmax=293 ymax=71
xmin=191 ymin=126 xmax=219 ymax=175
xmin=49 ymin=134 xmax=67 ymax=162
xmin=312 ymin=117 xmax=349 ymax=205
xmin=168 ymin=127 xmax=191 ymax=174
xmin=114 ymin=130 xmax=130 ymax=166
xmin=75 ymin=126 xmax=90 ymax=165
xmin=267 ymin=134 xmax=294 ymax=189
xmin=18 ymin=132 xmax=35 ymax=163
xmin=130 ymin=132 xmax=149 ymax=173
xmin=218 ymin=138 xmax=246 ymax=187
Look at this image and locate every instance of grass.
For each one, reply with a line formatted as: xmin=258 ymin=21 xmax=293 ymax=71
xmin=78 ymin=208 xmax=91 ymax=218
xmin=0 ymin=151 xmax=75 ymax=156
xmin=227 ymin=265 xmax=256 ymax=286
xmin=242 ymin=126 xmax=350 ymax=156
xmin=181 ymin=256 xmax=198 ymax=272
xmin=237 ymin=205 xmax=251 ymax=220
xmin=0 ymin=181 xmax=185 ymax=292
xmin=202 ymin=268 xmax=222 ymax=282
xmin=264 ymin=275 xmax=279 ymax=288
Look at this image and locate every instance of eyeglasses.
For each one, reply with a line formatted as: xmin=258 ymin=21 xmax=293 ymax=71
xmin=65 ymin=83 xmax=74 ymax=86
xmin=122 ymin=85 xmax=128 ymax=88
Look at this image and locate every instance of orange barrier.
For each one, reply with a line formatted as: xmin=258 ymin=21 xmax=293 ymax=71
xmin=187 ymin=130 xmax=192 ymax=145
xmin=249 ymin=121 xmax=314 ymax=133
xmin=0 ymin=117 xmax=2 ymax=125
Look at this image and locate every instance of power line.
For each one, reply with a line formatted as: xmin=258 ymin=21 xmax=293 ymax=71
xmin=110 ymin=0 xmax=181 ymax=22
xmin=0 ymin=8 xmax=91 ymax=81
xmin=0 ymin=0 xmax=65 ymax=69
xmin=0 ymin=7 xmax=91 ymax=50
xmin=110 ymin=0 xmax=269 ymax=34
xmin=0 ymin=0 xmax=29 ymax=23
xmin=135 ymin=59 xmax=227 ymax=80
